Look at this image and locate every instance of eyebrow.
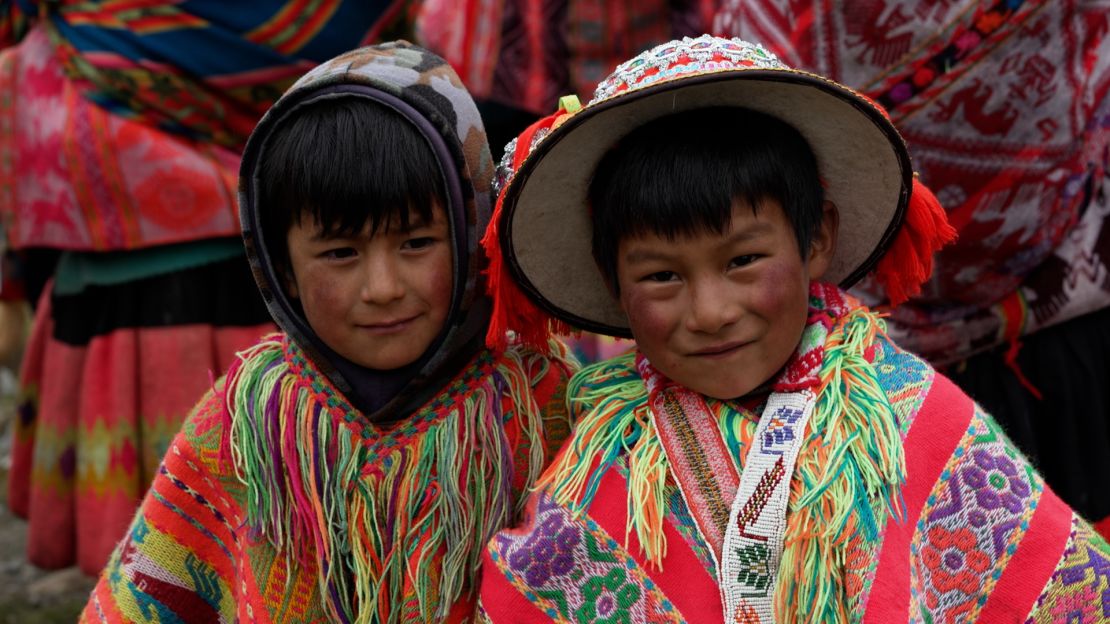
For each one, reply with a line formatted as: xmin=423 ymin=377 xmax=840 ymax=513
xmin=623 ymin=248 xmax=674 ymax=265
xmin=622 ymin=222 xmax=776 ymax=264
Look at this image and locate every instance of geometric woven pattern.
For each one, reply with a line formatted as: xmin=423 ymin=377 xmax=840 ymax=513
xmin=478 ymin=297 xmax=1110 ymax=622
xmin=489 ymin=493 xmax=686 ymax=623
xmin=1026 ymin=519 xmax=1110 ymax=624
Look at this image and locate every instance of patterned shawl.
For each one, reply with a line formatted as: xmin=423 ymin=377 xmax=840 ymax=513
xmin=714 ymin=0 xmax=1110 ymax=364
xmin=82 ymin=335 xmax=575 ymax=623
xmin=0 ymin=1 xmax=405 ymax=251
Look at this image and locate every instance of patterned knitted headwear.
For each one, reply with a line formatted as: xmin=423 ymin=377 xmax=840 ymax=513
xmin=239 ymin=42 xmax=495 ymax=420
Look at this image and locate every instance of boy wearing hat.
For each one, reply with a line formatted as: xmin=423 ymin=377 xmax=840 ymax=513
xmin=477 ymin=36 xmax=1110 ymax=623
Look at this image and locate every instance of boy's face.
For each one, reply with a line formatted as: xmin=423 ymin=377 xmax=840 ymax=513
xmin=284 ymin=206 xmax=453 ymax=371
xmin=615 ymin=198 xmax=836 ymax=400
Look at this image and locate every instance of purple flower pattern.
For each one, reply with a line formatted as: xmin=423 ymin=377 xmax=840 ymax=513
xmin=492 ymin=494 xmax=683 ymax=622
xmin=960 ymin=448 xmax=1031 ymax=514
xmin=507 ymin=502 xmax=581 ymax=586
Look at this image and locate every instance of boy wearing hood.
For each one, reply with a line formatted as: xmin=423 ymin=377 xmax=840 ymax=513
xmin=81 ymin=43 xmax=575 ymax=623
xmin=476 ymin=37 xmax=1110 ymax=623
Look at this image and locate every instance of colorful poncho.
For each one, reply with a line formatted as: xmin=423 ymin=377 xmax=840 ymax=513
xmin=82 ymin=334 xmax=575 ymax=623
xmin=478 ymin=285 xmax=1110 ymax=623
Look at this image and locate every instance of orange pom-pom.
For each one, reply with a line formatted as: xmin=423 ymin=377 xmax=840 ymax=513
xmin=872 ymin=176 xmax=958 ymax=306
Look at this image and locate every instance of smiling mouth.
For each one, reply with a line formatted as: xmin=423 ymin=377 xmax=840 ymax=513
xmin=690 ymin=340 xmax=751 ymax=357
xmin=358 ymin=315 xmax=419 ymax=333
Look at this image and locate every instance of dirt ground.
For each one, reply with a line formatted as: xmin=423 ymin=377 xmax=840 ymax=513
xmin=0 ymin=365 xmax=95 ymax=623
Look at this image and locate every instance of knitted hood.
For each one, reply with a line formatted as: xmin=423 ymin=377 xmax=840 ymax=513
xmin=238 ymin=42 xmax=495 ymax=420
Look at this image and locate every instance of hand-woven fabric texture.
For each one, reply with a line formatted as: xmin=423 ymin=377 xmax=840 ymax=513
xmin=81 ymin=334 xmax=574 ymax=624
xmin=478 ymin=286 xmax=1110 ymax=623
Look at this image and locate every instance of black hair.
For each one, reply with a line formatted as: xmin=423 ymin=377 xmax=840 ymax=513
xmin=259 ymin=96 xmax=446 ymax=268
xmin=588 ymin=106 xmax=824 ymax=291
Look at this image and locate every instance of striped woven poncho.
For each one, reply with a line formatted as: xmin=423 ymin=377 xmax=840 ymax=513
xmin=82 ymin=334 xmax=575 ymax=623
xmin=478 ymin=285 xmax=1110 ymax=623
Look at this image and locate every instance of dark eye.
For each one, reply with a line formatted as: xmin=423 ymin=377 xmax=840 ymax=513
xmin=643 ymin=271 xmax=678 ymax=283
xmin=322 ymin=247 xmax=357 ymax=260
xmin=402 ymin=237 xmax=436 ymax=250
xmin=728 ymin=255 xmax=759 ymax=268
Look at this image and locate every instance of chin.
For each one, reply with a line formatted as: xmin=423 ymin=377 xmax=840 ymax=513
xmin=364 ymin=357 xmax=419 ymax=371
xmin=346 ymin=349 xmax=421 ymax=371
xmin=690 ymin=378 xmax=758 ymax=401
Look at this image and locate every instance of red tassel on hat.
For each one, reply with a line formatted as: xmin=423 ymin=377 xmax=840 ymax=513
xmin=483 ymin=110 xmax=574 ymax=352
xmin=872 ymin=175 xmax=958 ymax=306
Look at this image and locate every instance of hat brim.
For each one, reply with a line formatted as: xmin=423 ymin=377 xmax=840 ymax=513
xmin=500 ymin=69 xmax=913 ymax=337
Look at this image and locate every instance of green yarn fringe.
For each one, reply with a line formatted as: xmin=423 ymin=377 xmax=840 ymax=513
xmin=225 ymin=337 xmax=570 ymax=623
xmin=774 ymin=306 xmax=906 ymax=623
xmin=537 ymin=352 xmax=671 ymax=563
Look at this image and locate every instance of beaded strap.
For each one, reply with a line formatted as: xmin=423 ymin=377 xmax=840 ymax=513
xmin=720 ymin=390 xmax=817 ymax=624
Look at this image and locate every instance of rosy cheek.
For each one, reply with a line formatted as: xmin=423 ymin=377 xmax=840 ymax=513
xmin=749 ymin=261 xmax=805 ymax=316
xmin=622 ymin=289 xmax=672 ymax=345
xmin=303 ymin=273 xmax=345 ymax=319
xmin=429 ymin=258 xmax=452 ymax=297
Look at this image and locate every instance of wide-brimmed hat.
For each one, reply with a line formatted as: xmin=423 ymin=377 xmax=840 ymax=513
xmin=485 ymin=35 xmax=953 ymax=343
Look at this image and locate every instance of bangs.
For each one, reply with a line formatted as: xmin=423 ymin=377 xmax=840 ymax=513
xmin=260 ymin=96 xmax=445 ymax=256
xmin=588 ymin=107 xmax=824 ymax=290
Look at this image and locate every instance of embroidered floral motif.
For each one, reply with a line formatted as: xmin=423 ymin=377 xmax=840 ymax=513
xmin=506 ymin=508 xmax=581 ymax=586
xmin=490 ymin=494 xmax=685 ymax=623
xmin=961 ymin=448 xmax=1032 ymax=514
xmin=911 ymin=408 xmax=1042 ymax=623
xmin=920 ymin=527 xmax=991 ymax=595
xmin=734 ymin=543 xmax=772 ymax=596
xmin=575 ymin=567 xmax=642 ymax=623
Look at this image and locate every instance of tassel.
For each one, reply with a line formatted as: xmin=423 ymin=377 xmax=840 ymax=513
xmin=872 ymin=175 xmax=958 ymax=306
xmin=483 ymin=104 xmax=579 ymax=352
xmin=227 ymin=338 xmax=554 ymax=622
xmin=998 ymin=291 xmax=1043 ymax=400
xmin=534 ymin=352 xmax=674 ymax=561
xmin=775 ymin=303 xmax=906 ymax=623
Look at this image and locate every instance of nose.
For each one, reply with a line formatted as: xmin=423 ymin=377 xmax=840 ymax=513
xmin=685 ymin=276 xmax=742 ymax=334
xmin=359 ymin=252 xmax=406 ymax=304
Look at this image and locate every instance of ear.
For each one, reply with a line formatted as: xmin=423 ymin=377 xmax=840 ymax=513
xmin=806 ymin=200 xmax=839 ymax=280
